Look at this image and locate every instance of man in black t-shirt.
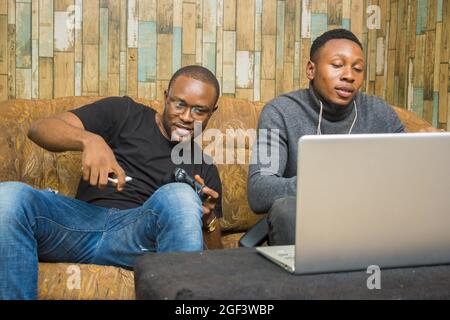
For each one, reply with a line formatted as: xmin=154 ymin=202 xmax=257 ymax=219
xmin=0 ymin=65 xmax=222 ymax=300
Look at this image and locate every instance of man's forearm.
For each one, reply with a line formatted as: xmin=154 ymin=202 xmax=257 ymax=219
xmin=247 ymin=172 xmax=297 ymax=213
xmin=27 ymin=117 xmax=94 ymax=152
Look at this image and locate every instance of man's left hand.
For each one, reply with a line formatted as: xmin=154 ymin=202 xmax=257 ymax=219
xmin=194 ymin=175 xmax=219 ymax=218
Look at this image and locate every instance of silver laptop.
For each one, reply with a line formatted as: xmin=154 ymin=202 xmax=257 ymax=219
xmin=257 ymin=132 xmax=450 ymax=274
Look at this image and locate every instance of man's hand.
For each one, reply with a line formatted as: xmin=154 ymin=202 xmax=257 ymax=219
xmin=82 ymin=134 xmax=127 ymax=191
xmin=194 ymin=175 xmax=219 ymax=223
xmin=419 ymin=127 xmax=446 ymax=133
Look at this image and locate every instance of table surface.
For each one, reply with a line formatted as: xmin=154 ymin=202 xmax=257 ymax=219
xmin=134 ymin=247 xmax=450 ymax=300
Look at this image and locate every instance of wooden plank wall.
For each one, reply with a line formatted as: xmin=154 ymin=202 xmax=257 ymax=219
xmin=1 ymin=0 xmax=449 ymax=129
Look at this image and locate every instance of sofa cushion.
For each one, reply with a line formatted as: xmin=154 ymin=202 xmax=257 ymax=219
xmin=38 ymin=263 xmax=134 ymax=300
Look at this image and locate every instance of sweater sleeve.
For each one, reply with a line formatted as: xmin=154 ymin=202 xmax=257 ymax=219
xmin=247 ymin=104 xmax=297 ymax=214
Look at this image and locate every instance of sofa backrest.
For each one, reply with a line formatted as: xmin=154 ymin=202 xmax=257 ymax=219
xmin=0 ymin=96 xmax=431 ymax=233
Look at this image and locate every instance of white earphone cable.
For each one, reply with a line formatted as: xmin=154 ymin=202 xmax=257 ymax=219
xmin=317 ymin=100 xmax=358 ymax=135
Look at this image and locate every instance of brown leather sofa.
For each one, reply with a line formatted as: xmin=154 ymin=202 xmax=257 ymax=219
xmin=0 ymin=96 xmax=432 ymax=299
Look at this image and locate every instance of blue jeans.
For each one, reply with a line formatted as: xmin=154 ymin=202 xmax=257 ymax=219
xmin=0 ymin=181 xmax=203 ymax=300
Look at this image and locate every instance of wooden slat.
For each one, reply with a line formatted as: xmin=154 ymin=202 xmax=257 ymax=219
xmin=0 ymin=1 xmax=7 ymax=15
xmin=127 ymin=0 xmax=138 ymax=48
xmin=262 ymin=0 xmax=276 ymax=36
xmin=260 ymin=79 xmax=275 ymax=102
xmin=236 ymin=0 xmax=254 ymax=51
xmin=31 ymin=39 xmax=38 ymax=98
xmin=438 ymin=63 xmax=448 ymax=123
xmin=182 ymin=2 xmax=196 ymax=55
xmin=0 ymin=74 xmax=6 ymax=102
xmin=181 ymin=54 xmax=196 ymax=67
xmin=222 ymin=30 xmax=236 ymax=94
xmin=328 ymin=0 xmax=342 ymax=25
xmin=16 ymin=2 xmax=32 ymax=68
xmin=38 ymin=57 xmax=53 ymax=99
xmin=202 ymin=42 xmax=216 ymax=74
xmin=173 ymin=0 xmax=183 ymax=28
xmin=75 ymin=61 xmax=81 ymax=96
xmin=108 ymin=8 xmax=120 ymax=75
xmin=236 ymin=50 xmax=254 ymax=89
xmin=284 ymin=0 xmax=295 ymax=64
xmin=423 ymin=30 xmax=436 ymax=100
xmin=119 ymin=51 xmax=126 ymax=95
xmin=413 ymin=34 xmax=425 ymax=87
xmin=157 ymin=0 xmax=173 ymax=33
xmin=82 ymin=44 xmax=99 ymax=95
xmin=127 ymin=48 xmax=138 ymax=96
xmin=54 ymin=0 xmax=73 ymax=11
xmin=31 ymin=0 xmax=39 ymax=40
xmin=423 ymin=99 xmax=434 ymax=124
xmin=107 ymin=73 xmax=119 ymax=96
xmin=301 ymin=0 xmax=311 ymax=38
xmin=407 ymin=0 xmax=417 ymax=57
xmin=7 ymin=0 xmax=14 ymax=24
xmin=283 ymin=61 xmax=294 ymax=93
xmin=0 ymin=14 xmax=7 ymax=74
xmin=196 ymin=27 xmax=202 ymax=63
xmin=196 ymin=0 xmax=203 ymax=28
xmin=138 ymin=0 xmax=156 ymax=21
xmin=261 ymin=35 xmax=276 ymax=79
xmin=16 ymin=68 xmax=31 ymax=99
xmin=54 ymin=10 xmax=75 ymax=52
xmin=300 ymin=38 xmax=311 ymax=88
xmin=172 ymin=26 xmax=182 ymax=72
xmin=386 ymin=49 xmax=396 ymax=103
xmin=99 ymin=7 xmax=108 ymax=95
xmin=254 ymin=50 xmax=260 ymax=101
xmin=223 ymin=0 xmax=236 ymax=31
xmin=156 ymin=80 xmax=168 ymax=101
xmin=441 ymin=0 xmax=450 ymax=63
xmin=39 ymin=0 xmax=54 ymax=57
xmin=119 ymin=0 xmax=127 ymax=51
xmin=275 ymin=0 xmax=285 ymax=95
xmin=235 ymin=88 xmax=254 ymax=100
xmin=138 ymin=81 xmax=151 ymax=99
xmin=138 ymin=21 xmax=157 ymax=81
xmin=311 ymin=0 xmax=327 ymax=13
xmin=75 ymin=0 xmax=82 ymax=61
xmin=350 ymin=0 xmax=363 ymax=41
xmin=157 ymin=33 xmax=173 ymax=80
xmin=377 ymin=0 xmax=387 ymax=38
xmin=203 ymin=0 xmax=217 ymax=43
xmin=54 ymin=52 xmax=74 ymax=97
xmin=434 ymin=23 xmax=442 ymax=92
xmin=7 ymin=23 xmax=14 ymax=99
xmin=82 ymin=0 xmax=99 ymax=45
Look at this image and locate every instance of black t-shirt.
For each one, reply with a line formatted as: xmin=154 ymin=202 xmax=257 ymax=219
xmin=69 ymin=96 xmax=222 ymax=217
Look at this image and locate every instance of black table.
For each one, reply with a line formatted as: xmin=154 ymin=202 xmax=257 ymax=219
xmin=134 ymin=248 xmax=450 ymax=300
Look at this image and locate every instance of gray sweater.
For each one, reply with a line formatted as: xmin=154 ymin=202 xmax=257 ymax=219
xmin=247 ymin=83 xmax=405 ymax=213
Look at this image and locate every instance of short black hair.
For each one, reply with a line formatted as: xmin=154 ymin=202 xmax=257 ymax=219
xmin=168 ymin=65 xmax=220 ymax=106
xmin=310 ymin=28 xmax=363 ymax=61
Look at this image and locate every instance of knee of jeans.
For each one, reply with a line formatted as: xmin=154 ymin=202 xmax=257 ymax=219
xmin=0 ymin=182 xmax=36 ymax=224
xmin=150 ymin=183 xmax=202 ymax=209
xmin=151 ymin=183 xmax=203 ymax=225
xmin=268 ymin=197 xmax=296 ymax=225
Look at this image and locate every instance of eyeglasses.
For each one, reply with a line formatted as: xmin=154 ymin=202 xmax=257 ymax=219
xmin=167 ymin=95 xmax=214 ymax=120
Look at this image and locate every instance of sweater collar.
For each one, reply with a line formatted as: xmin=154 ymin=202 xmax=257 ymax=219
xmin=307 ymin=82 xmax=356 ymax=122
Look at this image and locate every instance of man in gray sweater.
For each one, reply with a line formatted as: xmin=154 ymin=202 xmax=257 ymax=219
xmin=247 ymin=29 xmax=406 ymax=245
